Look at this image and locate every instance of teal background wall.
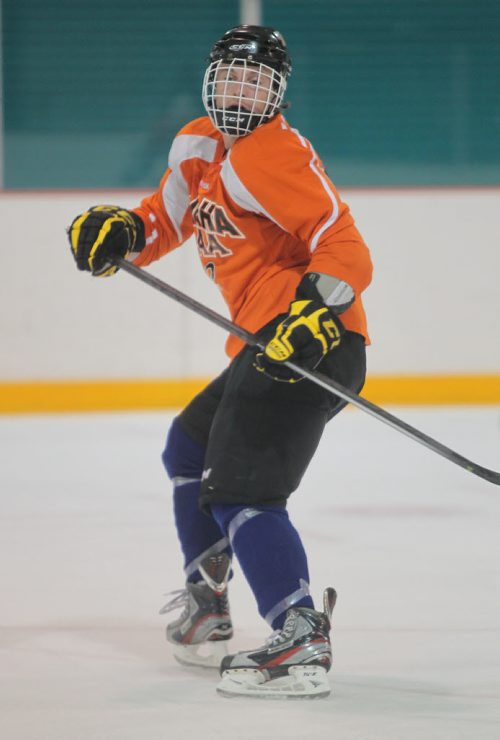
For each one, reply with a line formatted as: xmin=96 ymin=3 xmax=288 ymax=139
xmin=3 ymin=0 xmax=500 ymax=188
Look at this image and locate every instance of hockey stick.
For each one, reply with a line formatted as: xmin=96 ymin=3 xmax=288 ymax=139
xmin=114 ymin=257 xmax=500 ymax=486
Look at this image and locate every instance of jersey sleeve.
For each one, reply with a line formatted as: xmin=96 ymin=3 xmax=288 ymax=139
xmin=131 ymin=119 xmax=221 ymax=267
xmin=225 ymin=122 xmax=373 ymax=296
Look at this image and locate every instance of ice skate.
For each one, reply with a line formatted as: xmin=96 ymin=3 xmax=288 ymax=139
xmin=160 ymin=552 xmax=233 ymax=668
xmin=217 ymin=587 xmax=337 ymax=699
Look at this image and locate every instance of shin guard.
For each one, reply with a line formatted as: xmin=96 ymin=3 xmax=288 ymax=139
xmin=211 ymin=503 xmax=314 ymax=628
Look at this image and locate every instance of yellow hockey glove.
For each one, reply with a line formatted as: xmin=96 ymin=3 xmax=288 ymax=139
xmin=254 ymin=300 xmax=343 ymax=382
xmin=68 ymin=205 xmax=145 ymax=277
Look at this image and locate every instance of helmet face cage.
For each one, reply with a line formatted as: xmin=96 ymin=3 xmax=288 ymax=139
xmin=202 ymin=56 xmax=288 ymax=137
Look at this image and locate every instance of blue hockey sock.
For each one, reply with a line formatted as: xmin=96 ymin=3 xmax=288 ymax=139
xmin=211 ymin=503 xmax=314 ymax=629
xmin=163 ymin=419 xmax=230 ymax=582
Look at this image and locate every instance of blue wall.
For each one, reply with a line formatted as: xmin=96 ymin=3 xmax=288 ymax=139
xmin=3 ymin=0 xmax=500 ymax=187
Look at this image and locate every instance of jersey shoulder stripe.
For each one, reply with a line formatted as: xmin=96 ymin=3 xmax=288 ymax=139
xmin=168 ymin=116 xmax=221 ymax=171
xmin=168 ymin=133 xmax=219 ymax=171
xmin=220 ymin=153 xmax=286 ymax=230
xmin=162 ymin=118 xmax=221 ymax=239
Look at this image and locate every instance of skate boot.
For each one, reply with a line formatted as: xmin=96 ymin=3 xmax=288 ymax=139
xmin=160 ymin=552 xmax=233 ymax=668
xmin=217 ymin=587 xmax=337 ymax=699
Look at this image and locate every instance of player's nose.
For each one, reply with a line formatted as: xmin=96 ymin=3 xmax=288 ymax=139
xmin=238 ymin=81 xmax=257 ymax=102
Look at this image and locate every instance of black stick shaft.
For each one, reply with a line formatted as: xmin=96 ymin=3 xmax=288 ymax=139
xmin=116 ymin=257 xmax=500 ymax=486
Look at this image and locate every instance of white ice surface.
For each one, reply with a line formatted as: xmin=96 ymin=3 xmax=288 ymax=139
xmin=1 ymin=407 xmax=499 ymax=739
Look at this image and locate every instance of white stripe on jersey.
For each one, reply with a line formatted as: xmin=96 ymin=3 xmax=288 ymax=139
xmin=162 ymin=134 xmax=219 ymax=240
xmin=291 ymin=128 xmax=340 ymax=253
xmin=220 ymin=153 xmax=286 ymax=231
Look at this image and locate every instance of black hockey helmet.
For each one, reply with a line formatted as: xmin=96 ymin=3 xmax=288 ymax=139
xmin=208 ymin=25 xmax=292 ymax=80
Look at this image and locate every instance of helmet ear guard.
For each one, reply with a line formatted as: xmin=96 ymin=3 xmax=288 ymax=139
xmin=203 ymin=25 xmax=292 ymax=137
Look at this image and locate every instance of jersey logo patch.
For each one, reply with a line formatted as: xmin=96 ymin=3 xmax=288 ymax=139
xmin=191 ymin=197 xmax=243 ymax=259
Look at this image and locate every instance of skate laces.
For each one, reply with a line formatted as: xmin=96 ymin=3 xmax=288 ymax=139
xmin=265 ymin=630 xmax=285 ymax=646
xmin=159 ymin=589 xmax=188 ymax=615
xmin=159 ymin=584 xmax=229 ymax=616
xmin=265 ymin=609 xmax=299 ymax=646
xmin=265 ymin=607 xmax=329 ymax=647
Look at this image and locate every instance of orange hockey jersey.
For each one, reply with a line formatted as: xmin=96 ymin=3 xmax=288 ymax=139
xmin=133 ymin=114 xmax=373 ymax=358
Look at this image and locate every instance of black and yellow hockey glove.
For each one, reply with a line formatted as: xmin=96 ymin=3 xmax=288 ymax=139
xmin=68 ymin=205 xmax=145 ymax=277
xmin=255 ymin=299 xmax=343 ymax=383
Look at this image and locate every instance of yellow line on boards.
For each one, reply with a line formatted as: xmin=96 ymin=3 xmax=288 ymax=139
xmin=0 ymin=375 xmax=499 ymax=414
xmin=361 ymin=374 xmax=500 ymax=405
xmin=0 ymin=379 xmax=208 ymax=414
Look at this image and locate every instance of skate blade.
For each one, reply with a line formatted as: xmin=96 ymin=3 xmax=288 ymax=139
xmin=216 ymin=665 xmax=331 ymax=699
xmin=173 ymin=640 xmax=229 ymax=669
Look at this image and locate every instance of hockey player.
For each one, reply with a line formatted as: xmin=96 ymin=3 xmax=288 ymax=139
xmin=68 ymin=25 xmax=373 ymax=698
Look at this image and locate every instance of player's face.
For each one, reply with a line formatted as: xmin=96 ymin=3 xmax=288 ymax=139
xmin=213 ymin=62 xmax=276 ymax=115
